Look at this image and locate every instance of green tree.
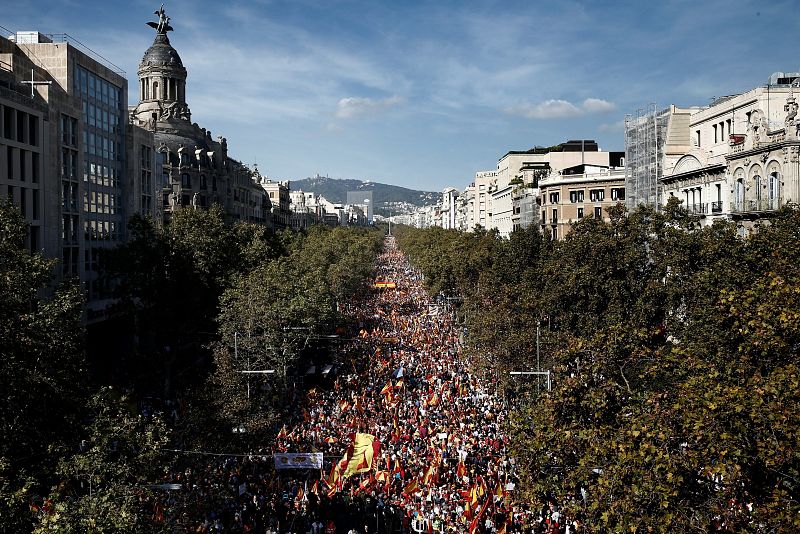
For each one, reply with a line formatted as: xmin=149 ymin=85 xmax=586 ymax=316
xmin=33 ymin=388 xmax=170 ymax=533
xmin=0 ymin=199 xmax=87 ymax=531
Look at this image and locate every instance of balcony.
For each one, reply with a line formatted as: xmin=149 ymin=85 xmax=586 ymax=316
xmin=688 ymin=203 xmax=707 ymax=215
xmin=731 ymin=198 xmax=782 ymax=213
xmin=711 ymin=201 xmax=723 ymax=213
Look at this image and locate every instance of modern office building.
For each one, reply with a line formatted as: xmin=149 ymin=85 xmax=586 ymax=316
xmin=1 ymin=30 xmax=157 ymax=318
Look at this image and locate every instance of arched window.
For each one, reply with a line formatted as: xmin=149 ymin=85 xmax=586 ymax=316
xmin=769 ymin=171 xmax=780 ymax=208
xmin=750 ymin=165 xmax=763 ymax=209
xmin=734 ymin=168 xmax=745 ymax=212
xmin=152 ymin=81 xmax=159 ymax=100
xmin=753 ymin=174 xmax=762 ymax=202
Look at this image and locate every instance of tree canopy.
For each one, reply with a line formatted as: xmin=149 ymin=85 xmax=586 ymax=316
xmin=396 ymin=200 xmax=800 ymax=531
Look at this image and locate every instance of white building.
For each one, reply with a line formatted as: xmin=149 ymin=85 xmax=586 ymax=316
xmin=655 ymin=73 xmax=800 ymax=231
xmin=440 ymin=187 xmax=459 ymax=229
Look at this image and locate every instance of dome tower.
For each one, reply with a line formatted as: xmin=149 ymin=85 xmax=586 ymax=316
xmin=132 ymin=5 xmax=192 ymax=128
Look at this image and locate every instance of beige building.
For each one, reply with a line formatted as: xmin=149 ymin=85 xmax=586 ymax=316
xmin=655 ymin=75 xmax=800 ymax=231
xmin=539 ymin=165 xmax=626 ymax=240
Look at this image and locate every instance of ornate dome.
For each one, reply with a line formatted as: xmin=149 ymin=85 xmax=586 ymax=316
xmin=140 ymin=33 xmax=184 ymax=69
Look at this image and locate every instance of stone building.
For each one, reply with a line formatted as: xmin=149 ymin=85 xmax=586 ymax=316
xmin=657 ymin=75 xmax=800 ymax=232
xmin=538 ymin=164 xmax=626 ymax=240
xmin=129 ymin=7 xmax=270 ymax=226
xmin=260 ymin=178 xmax=290 ymax=229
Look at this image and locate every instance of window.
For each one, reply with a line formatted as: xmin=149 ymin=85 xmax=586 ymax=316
xmin=551 ymin=208 xmax=557 ymax=223
xmin=181 ymin=173 xmax=191 ymax=188
xmin=594 ymin=206 xmax=602 ymax=218
xmin=769 ymin=171 xmax=780 ymax=209
xmin=753 ymin=174 xmax=762 ymax=202
xmin=611 ymin=188 xmax=625 ymax=201
xmin=590 ymin=189 xmax=605 ymax=202
xmin=28 ymin=115 xmax=38 ymax=147
xmin=19 ymin=149 xmax=26 ymax=182
xmin=7 ymin=146 xmax=13 ymax=180
xmin=713 ymin=124 xmax=718 ymax=143
xmin=549 ymin=192 xmax=559 ymax=204
xmin=695 ymin=130 xmax=701 ymax=147
xmin=577 ymin=207 xmax=584 ymax=219
xmin=31 ymin=152 xmax=39 ymax=183
xmin=569 ymin=190 xmax=584 ymax=203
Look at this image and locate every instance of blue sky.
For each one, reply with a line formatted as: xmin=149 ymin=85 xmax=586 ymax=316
xmin=4 ymin=0 xmax=800 ymax=191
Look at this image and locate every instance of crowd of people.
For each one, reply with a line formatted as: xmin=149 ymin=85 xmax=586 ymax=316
xmin=152 ymin=237 xmax=580 ymax=533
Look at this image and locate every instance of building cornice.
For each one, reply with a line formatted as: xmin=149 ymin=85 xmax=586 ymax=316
xmin=661 ymin=163 xmax=725 ymax=184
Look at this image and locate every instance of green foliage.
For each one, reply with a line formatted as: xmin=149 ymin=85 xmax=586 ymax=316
xmin=398 ymin=202 xmax=800 ymax=531
xmin=197 ymin=226 xmax=383 ymax=445
xmin=99 ymin=207 xmax=286 ymax=394
xmin=33 ymin=388 xmax=170 ymax=533
xmin=0 ymin=199 xmax=87 ymax=531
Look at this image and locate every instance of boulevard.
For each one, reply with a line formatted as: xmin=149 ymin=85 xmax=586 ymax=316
xmin=148 ymin=237 xmax=554 ymax=532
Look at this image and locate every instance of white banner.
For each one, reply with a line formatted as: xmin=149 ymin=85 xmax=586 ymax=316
xmin=273 ymin=452 xmax=324 ymax=470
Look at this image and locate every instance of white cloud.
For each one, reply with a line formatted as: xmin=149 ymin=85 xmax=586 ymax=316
xmin=505 ymin=99 xmax=582 ymax=119
xmin=506 ymin=97 xmax=616 ymax=119
xmin=336 ymin=95 xmax=405 ymax=119
xmin=582 ymin=98 xmax=616 ymax=113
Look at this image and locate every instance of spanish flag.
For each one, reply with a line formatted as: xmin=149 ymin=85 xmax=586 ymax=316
xmin=403 ymin=478 xmax=419 ymax=495
xmin=276 ymin=425 xmax=288 ymax=440
xmin=380 ymin=382 xmax=393 ymax=395
xmin=422 ymin=464 xmax=436 ymax=485
xmin=495 ymin=481 xmax=504 ymax=499
xmin=456 ymin=460 xmax=467 ymax=479
xmin=341 ymin=433 xmax=381 ymax=478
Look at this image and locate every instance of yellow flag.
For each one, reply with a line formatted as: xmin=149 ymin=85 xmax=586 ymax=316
xmin=342 ymin=433 xmax=380 ymax=478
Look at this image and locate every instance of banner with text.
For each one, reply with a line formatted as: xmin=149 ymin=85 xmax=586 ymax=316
xmin=273 ymin=452 xmax=324 ymax=470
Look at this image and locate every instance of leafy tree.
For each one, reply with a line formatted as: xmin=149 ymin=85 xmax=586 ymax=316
xmin=399 ymin=202 xmax=800 ymax=531
xmin=33 ymin=388 xmax=170 ymax=533
xmin=0 ymin=199 xmax=87 ymax=531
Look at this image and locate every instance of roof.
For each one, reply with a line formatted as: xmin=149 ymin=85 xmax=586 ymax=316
xmin=140 ymin=33 xmax=184 ymax=70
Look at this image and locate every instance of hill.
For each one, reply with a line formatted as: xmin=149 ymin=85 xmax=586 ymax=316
xmin=290 ymin=176 xmax=439 ymax=216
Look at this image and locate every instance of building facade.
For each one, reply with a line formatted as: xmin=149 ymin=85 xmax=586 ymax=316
xmin=656 ymin=74 xmax=800 ymax=231
xmin=1 ymin=30 xmax=157 ymax=315
xmin=129 ymin=7 xmax=271 ymax=228
xmin=538 ymin=166 xmax=626 ymax=240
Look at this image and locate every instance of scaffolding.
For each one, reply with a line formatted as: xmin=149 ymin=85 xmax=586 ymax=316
xmin=624 ymin=104 xmax=668 ymax=210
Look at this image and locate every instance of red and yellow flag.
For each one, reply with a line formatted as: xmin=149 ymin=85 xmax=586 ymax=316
xmin=341 ymin=433 xmax=381 ymax=478
xmin=456 ymin=460 xmax=467 ymax=479
xmin=403 ymin=478 xmax=419 ymax=495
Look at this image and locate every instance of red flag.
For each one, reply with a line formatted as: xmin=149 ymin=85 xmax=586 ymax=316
xmin=469 ymin=497 xmax=491 ymax=533
xmin=456 ymin=460 xmax=467 ymax=479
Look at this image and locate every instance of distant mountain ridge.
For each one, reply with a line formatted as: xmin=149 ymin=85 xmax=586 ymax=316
xmin=290 ymin=176 xmax=439 ymax=215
